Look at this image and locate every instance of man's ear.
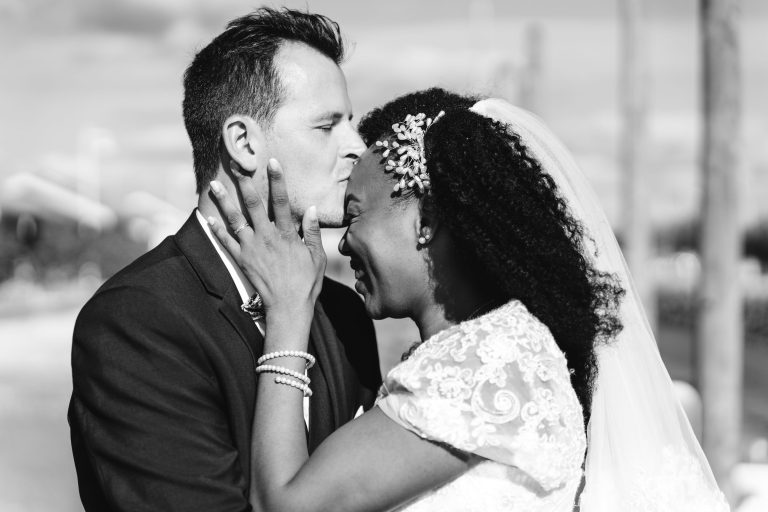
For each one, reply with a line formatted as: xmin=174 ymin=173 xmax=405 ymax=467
xmin=222 ymin=114 xmax=267 ymax=174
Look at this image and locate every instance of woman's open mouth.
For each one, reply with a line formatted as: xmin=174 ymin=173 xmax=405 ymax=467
xmin=350 ymin=260 xmax=369 ymax=294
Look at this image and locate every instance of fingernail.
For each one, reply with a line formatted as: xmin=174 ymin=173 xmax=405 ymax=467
xmin=210 ymin=181 xmax=222 ymax=194
xmin=207 ymin=216 xmax=216 ymax=226
xmin=308 ymin=205 xmax=317 ymax=221
xmin=268 ymin=158 xmax=279 ymax=170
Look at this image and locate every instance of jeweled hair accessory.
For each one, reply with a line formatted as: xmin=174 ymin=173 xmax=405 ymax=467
xmin=375 ymin=110 xmax=445 ymax=194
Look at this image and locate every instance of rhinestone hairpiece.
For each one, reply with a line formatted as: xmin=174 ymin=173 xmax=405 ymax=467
xmin=375 ymin=110 xmax=445 ymax=194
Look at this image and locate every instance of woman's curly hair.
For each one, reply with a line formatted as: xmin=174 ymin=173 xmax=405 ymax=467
xmin=358 ymin=88 xmax=624 ymax=424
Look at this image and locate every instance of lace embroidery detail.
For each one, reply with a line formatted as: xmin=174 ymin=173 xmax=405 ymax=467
xmin=377 ymin=300 xmax=587 ymax=510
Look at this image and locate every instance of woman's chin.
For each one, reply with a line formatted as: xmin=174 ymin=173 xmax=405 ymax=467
xmin=361 ymin=298 xmax=381 ymax=320
xmin=356 ymin=282 xmax=384 ymax=319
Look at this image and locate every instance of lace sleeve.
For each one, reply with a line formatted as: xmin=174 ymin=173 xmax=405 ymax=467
xmin=376 ymin=301 xmax=586 ymax=492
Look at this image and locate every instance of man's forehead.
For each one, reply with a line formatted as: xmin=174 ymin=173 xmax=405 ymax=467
xmin=273 ymin=42 xmax=349 ymax=108
xmin=276 ymin=55 xmax=310 ymax=91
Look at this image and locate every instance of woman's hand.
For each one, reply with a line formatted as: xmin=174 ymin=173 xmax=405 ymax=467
xmin=208 ymin=158 xmax=327 ymax=329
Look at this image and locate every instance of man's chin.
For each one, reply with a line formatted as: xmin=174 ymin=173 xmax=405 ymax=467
xmin=316 ymin=209 xmax=345 ymax=228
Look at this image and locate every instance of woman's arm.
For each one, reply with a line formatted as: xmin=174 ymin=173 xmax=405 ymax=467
xmin=250 ymin=305 xmax=474 ymax=511
xmin=255 ymin=405 xmax=474 ymax=512
xmin=210 ymin=160 xmax=474 ymax=512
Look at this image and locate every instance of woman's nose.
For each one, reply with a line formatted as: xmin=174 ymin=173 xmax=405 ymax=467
xmin=338 ymin=231 xmax=350 ymax=256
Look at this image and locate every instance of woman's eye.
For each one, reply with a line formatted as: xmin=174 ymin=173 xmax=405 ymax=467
xmin=318 ymin=125 xmax=333 ymax=132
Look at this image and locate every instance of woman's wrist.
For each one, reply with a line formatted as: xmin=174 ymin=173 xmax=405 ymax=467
xmin=265 ymin=302 xmax=313 ymax=327
xmin=263 ymin=311 xmax=312 ymax=351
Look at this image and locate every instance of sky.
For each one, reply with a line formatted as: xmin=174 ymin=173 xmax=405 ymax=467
xmin=7 ymin=0 xmax=763 ymax=34
xmin=1 ymin=0 xmax=767 ymax=229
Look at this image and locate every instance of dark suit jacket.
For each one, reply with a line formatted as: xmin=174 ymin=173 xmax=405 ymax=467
xmin=68 ymin=212 xmax=381 ymax=512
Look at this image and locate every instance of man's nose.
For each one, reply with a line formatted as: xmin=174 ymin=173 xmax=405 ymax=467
xmin=342 ymin=127 xmax=366 ymax=160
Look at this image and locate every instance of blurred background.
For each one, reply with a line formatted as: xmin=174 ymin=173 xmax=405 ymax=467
xmin=1 ymin=0 xmax=767 ymax=510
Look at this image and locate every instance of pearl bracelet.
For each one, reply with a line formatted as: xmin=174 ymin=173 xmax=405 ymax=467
xmin=257 ymin=350 xmax=316 ymax=369
xmin=255 ymin=364 xmax=310 ymax=385
xmin=274 ymin=376 xmax=313 ymax=397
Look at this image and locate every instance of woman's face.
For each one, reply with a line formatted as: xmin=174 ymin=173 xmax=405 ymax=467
xmin=338 ymin=145 xmax=429 ymax=319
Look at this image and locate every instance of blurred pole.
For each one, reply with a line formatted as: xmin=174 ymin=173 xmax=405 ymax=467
xmin=618 ymin=0 xmax=656 ymax=331
xmin=518 ymin=23 xmax=543 ymax=114
xmin=697 ymin=0 xmax=743 ymax=502
xmin=468 ymin=0 xmax=495 ymax=90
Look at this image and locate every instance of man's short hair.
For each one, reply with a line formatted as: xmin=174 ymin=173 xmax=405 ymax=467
xmin=182 ymin=8 xmax=345 ymax=193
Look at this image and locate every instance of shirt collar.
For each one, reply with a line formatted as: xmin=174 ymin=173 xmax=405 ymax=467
xmin=195 ymin=209 xmax=250 ymax=304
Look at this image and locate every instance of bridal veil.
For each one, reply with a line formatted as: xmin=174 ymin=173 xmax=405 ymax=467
xmin=469 ymin=99 xmax=730 ymax=512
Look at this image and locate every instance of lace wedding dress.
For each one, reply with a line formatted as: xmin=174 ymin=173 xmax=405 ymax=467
xmin=376 ymin=300 xmax=586 ymax=512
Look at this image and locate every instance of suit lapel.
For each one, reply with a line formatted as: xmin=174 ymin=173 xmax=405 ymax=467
xmin=219 ymin=286 xmax=263 ymax=370
xmin=307 ymin=301 xmax=348 ymax=450
xmin=174 ymin=212 xmax=263 ymax=368
xmin=175 ymin=212 xmax=349 ymax=450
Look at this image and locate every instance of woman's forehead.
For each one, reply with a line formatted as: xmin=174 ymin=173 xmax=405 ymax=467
xmin=347 ymin=145 xmax=391 ymax=202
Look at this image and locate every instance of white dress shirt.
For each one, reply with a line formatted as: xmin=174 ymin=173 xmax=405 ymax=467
xmin=195 ymin=210 xmax=310 ymax=428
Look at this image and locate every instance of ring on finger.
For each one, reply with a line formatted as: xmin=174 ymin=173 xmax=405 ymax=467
xmin=233 ymin=222 xmax=249 ymax=235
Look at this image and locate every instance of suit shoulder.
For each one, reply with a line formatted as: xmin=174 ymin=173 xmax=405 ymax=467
xmin=75 ymin=237 xmax=196 ymax=334
xmin=95 ymin=236 xmax=179 ymax=292
xmin=75 ymin=282 xmax=184 ymax=339
xmin=319 ymin=276 xmax=373 ymax=334
xmin=318 ymin=276 xmax=380 ymax=383
xmin=319 ymin=276 xmax=363 ymax=309
xmin=319 ymin=276 xmax=372 ymax=328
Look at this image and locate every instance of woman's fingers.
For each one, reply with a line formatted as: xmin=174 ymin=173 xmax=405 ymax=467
xmin=210 ymin=180 xmax=253 ymax=239
xmin=267 ymin=158 xmax=293 ymax=234
xmin=229 ymin=164 xmax=272 ymax=236
xmin=207 ymin=216 xmax=241 ymax=259
xmin=302 ymin=206 xmax=327 ymax=274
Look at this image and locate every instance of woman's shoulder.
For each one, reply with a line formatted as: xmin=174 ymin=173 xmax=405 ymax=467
xmin=377 ymin=299 xmax=586 ymax=490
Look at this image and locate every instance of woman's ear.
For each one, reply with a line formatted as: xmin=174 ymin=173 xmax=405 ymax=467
xmin=222 ymin=114 xmax=267 ymax=176
xmin=415 ymin=209 xmax=439 ymax=247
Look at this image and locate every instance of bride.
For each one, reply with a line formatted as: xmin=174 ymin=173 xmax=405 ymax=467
xmin=207 ymin=88 xmax=729 ymax=511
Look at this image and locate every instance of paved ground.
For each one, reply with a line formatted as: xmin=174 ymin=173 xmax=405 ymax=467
xmin=0 ymin=309 xmax=84 ymax=512
xmin=1 ymin=308 xmax=765 ymax=511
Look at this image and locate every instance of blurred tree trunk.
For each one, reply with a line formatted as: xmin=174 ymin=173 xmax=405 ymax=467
xmin=697 ymin=0 xmax=743 ymax=502
xmin=618 ymin=0 xmax=656 ymax=330
xmin=518 ymin=23 xmax=543 ymax=113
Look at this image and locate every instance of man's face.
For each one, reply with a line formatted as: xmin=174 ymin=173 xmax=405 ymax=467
xmin=264 ymin=42 xmax=365 ymax=228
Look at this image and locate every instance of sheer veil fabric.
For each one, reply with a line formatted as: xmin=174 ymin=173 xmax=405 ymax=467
xmin=469 ymin=99 xmax=730 ymax=511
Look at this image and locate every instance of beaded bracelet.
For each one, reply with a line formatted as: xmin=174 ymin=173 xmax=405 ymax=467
xmin=274 ymin=376 xmax=313 ymax=397
xmin=257 ymin=350 xmax=316 ymax=369
xmin=255 ymin=364 xmax=310 ymax=385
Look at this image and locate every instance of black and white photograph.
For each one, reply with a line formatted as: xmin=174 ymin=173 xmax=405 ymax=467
xmin=1 ymin=1 xmax=766 ymax=510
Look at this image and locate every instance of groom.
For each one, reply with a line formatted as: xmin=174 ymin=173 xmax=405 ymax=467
xmin=68 ymin=8 xmax=380 ymax=511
